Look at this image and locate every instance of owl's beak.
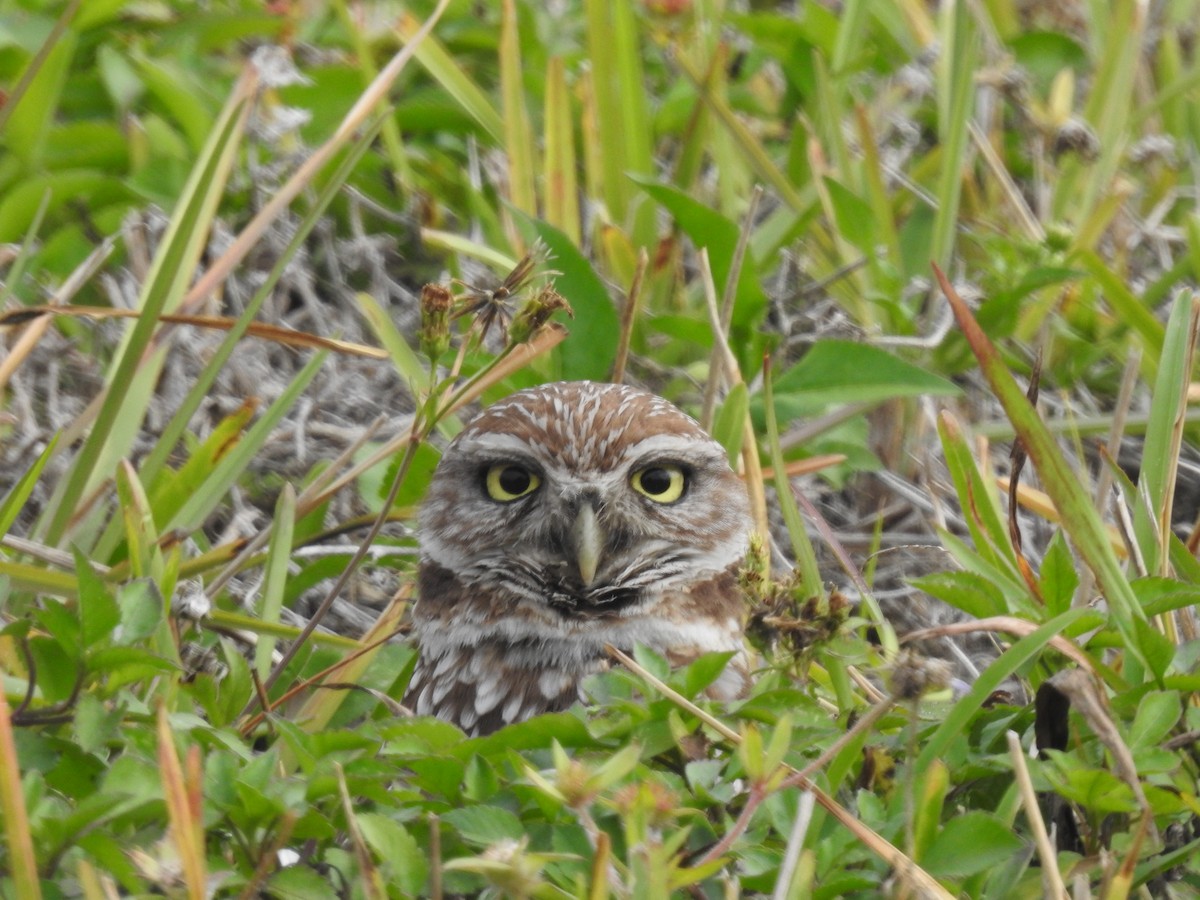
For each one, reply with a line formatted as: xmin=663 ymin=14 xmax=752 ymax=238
xmin=570 ymin=502 xmax=602 ymax=587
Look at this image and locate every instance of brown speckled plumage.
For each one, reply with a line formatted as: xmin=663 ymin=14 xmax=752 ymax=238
xmin=405 ymin=381 xmax=753 ymax=735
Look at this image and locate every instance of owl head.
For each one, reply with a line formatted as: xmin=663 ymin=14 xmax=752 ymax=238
xmin=418 ymin=380 xmax=752 ymax=617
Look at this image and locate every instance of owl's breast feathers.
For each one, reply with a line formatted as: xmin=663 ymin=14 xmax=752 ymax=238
xmin=404 ymin=559 xmax=749 ymax=735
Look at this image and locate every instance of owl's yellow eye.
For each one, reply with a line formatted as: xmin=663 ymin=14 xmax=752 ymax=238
xmin=630 ymin=464 xmax=686 ymax=503
xmin=485 ymin=464 xmax=541 ymax=501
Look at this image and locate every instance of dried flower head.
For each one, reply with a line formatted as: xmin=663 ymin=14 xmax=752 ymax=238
xmin=418 ymin=282 xmax=453 ymax=362
xmin=508 ymin=285 xmax=574 ymax=345
xmin=453 ymin=240 xmax=551 ymax=340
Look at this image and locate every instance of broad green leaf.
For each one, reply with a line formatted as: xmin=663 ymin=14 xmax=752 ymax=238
xmin=1042 ymin=758 xmax=1138 ymax=814
xmin=521 ymin=215 xmax=618 ymax=381
xmin=1128 ymin=691 xmax=1181 ymax=749
xmin=921 ymin=812 xmax=1025 ymax=879
xmin=639 ymin=180 xmax=769 ymax=330
xmin=770 ymin=340 xmax=959 ymax=414
xmin=441 ymin=804 xmax=524 ymax=847
xmin=357 ymin=814 xmax=428 ymax=896
xmin=28 ymin=634 xmax=79 ymax=702
xmin=909 ymin=571 xmax=1007 ymax=620
xmin=73 ymin=548 xmax=119 ymax=648
xmin=682 ymin=651 xmax=738 ymax=700
xmin=133 ymin=55 xmax=214 ymax=153
xmin=1039 ymin=531 xmax=1079 ymax=616
xmin=116 ymin=579 xmax=163 ymax=645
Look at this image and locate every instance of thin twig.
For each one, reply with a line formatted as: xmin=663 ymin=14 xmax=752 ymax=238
xmin=701 ymin=185 xmax=762 ymax=428
xmin=611 ymin=248 xmax=647 ymax=385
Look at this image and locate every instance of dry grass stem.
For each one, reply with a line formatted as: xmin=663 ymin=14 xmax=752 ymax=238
xmin=1006 ymin=730 xmax=1069 ymax=899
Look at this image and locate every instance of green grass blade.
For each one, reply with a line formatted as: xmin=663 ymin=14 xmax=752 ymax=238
xmin=764 ymin=362 xmax=822 ymax=599
xmin=163 ymin=351 xmax=328 ymax=534
xmin=0 ymin=2 xmax=77 ymax=168
xmin=937 ymin=411 xmax=1019 ymax=574
xmin=930 ymin=1 xmax=976 ymax=269
xmin=1076 ymin=251 xmax=1165 ymax=365
xmin=40 ymin=70 xmax=255 ymax=547
xmin=255 ymin=483 xmax=296 ymax=680
xmin=332 ymin=0 xmax=413 ymax=191
xmin=1054 ymin=0 xmax=1146 ymax=235
xmin=0 ymin=559 xmax=77 ymax=597
xmin=1132 ymin=291 xmax=1200 ymax=576
xmin=543 ymin=55 xmax=580 ymax=245
xmin=672 ymin=46 xmax=812 ymax=216
xmin=500 ymin=0 xmax=537 ymax=220
xmin=396 ymin=12 xmax=504 ymax=142
xmin=935 ymin=267 xmax=1148 ymax=671
xmin=0 ymin=434 xmax=59 ymax=538
xmin=585 ymin=0 xmax=655 ymax=244
xmin=915 ymin=608 xmax=1090 ymax=775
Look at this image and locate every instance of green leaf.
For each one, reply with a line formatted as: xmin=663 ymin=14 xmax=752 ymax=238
xmin=1128 ymin=691 xmax=1181 ymax=749
xmin=357 ymin=813 xmax=428 ymax=895
xmin=771 ymin=340 xmax=960 ymax=413
xmin=937 ymin=268 xmax=1149 ymax=670
xmin=256 ymin=484 xmax=296 ymax=680
xmin=921 ymin=812 xmax=1025 ymax=879
xmin=1133 ymin=616 xmax=1175 ymax=682
xmin=1039 ymin=531 xmax=1079 ymax=616
xmin=522 ymin=215 xmax=619 ymax=381
xmin=147 ymin=401 xmax=255 ymax=527
xmin=822 ymin=177 xmax=877 ymax=252
xmin=639 ymin=180 xmax=769 ymax=330
xmin=909 ymin=571 xmax=1008 ymax=620
xmin=133 ymin=55 xmax=214 ymax=153
xmin=3 ymin=27 xmax=76 ymax=168
xmin=29 ymin=635 xmax=79 ymax=703
xmin=441 ymin=805 xmax=525 ymax=847
xmin=72 ymin=693 xmax=124 ymax=755
xmin=1043 ymin=758 xmax=1138 ymax=814
xmin=116 ymin=579 xmax=163 ymax=645
xmin=367 ymin=440 xmax=441 ymax=513
xmin=682 ymin=651 xmax=738 ymax=699
xmin=1133 ymin=291 xmax=1199 ymax=576
xmin=266 ymin=864 xmax=341 ymax=900
xmin=712 ymin=383 xmax=749 ymax=467
xmin=97 ymin=43 xmax=144 ymax=110
xmin=73 ymin=548 xmax=119 ymax=648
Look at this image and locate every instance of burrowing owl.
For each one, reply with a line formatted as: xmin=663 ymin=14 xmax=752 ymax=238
xmin=405 ymin=380 xmax=753 ymax=734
